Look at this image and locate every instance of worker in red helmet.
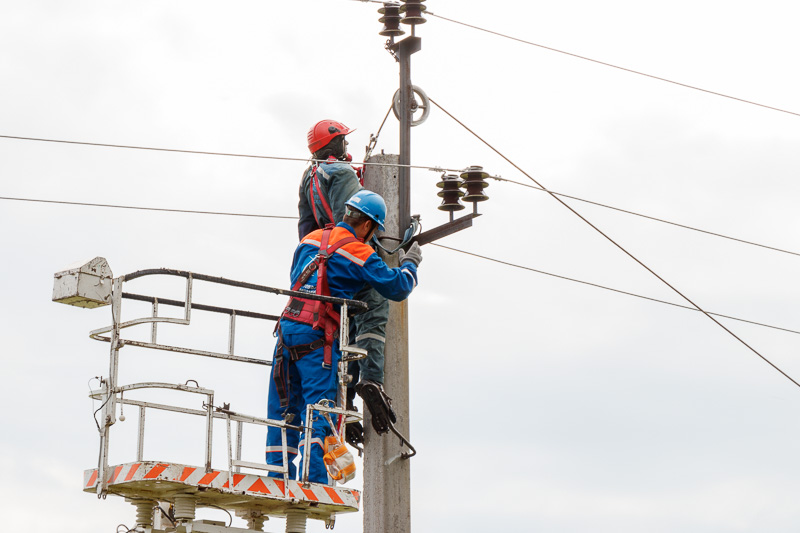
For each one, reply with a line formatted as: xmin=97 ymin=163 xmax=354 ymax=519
xmin=296 ymin=120 xmax=396 ymax=445
xmin=298 ymin=120 xmax=362 ymax=239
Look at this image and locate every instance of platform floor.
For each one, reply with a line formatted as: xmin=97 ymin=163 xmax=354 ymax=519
xmin=84 ymin=461 xmax=360 ymax=520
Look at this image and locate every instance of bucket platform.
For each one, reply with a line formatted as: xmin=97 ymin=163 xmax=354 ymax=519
xmin=54 ymin=259 xmax=368 ymax=532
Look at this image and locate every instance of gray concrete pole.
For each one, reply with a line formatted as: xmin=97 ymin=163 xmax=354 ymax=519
xmin=363 ymin=153 xmax=411 ymax=533
xmin=398 ymin=44 xmax=412 ymax=231
xmin=396 ymin=35 xmax=420 ymax=231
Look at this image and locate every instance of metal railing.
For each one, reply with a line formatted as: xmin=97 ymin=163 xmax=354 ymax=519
xmin=89 ymin=268 xmax=367 ymax=498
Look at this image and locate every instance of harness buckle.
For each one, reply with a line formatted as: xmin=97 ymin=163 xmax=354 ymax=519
xmin=283 ymin=298 xmax=304 ymax=318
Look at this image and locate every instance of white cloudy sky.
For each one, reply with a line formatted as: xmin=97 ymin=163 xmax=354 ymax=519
xmin=2 ymin=1 xmax=800 ymax=532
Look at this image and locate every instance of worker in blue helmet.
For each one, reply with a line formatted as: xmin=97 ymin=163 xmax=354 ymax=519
xmin=295 ymin=122 xmax=403 ymax=446
xmin=266 ymin=190 xmax=422 ymax=484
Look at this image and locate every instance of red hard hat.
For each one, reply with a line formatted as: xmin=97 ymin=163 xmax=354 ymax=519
xmin=307 ymin=119 xmax=354 ymax=154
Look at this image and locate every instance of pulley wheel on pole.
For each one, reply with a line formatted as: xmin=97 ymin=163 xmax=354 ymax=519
xmin=392 ymin=85 xmax=430 ymax=127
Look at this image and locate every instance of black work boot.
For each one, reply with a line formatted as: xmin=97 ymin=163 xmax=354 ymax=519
xmin=355 ymin=379 xmax=397 ymax=435
xmin=344 ymin=388 xmax=364 ymax=447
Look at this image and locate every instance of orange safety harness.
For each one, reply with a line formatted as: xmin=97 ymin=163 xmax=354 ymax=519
xmin=273 ymin=225 xmax=358 ymax=409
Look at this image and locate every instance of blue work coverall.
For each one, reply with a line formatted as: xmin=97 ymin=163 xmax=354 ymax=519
xmin=266 ymin=223 xmax=419 ymax=484
xmin=297 ymin=160 xmax=390 ymax=386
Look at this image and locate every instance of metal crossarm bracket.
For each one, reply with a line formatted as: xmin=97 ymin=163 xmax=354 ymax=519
xmin=411 ymin=212 xmax=481 ymax=246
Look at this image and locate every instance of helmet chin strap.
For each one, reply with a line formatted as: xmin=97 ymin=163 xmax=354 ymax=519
xmin=336 ymin=136 xmax=349 ymax=160
xmin=361 ymin=221 xmax=377 ymax=243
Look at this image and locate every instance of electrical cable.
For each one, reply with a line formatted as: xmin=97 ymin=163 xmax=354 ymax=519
xmin=6 ymin=184 xmax=800 ymax=259
xmin=88 ymin=376 xmax=103 ymax=431
xmin=431 ymin=243 xmax=800 ymax=336
xmin=0 ymin=134 xmax=311 ymax=162
xmin=489 ymin=177 xmax=800 ymax=258
xmin=429 ymin=96 xmax=800 ymax=390
xmin=158 ymin=506 xmax=176 ymax=526
xmin=4 ymin=133 xmax=799 ymax=259
xmin=16 ymin=188 xmax=792 ymax=334
xmin=0 ymin=196 xmax=298 ymax=219
xmin=6 ymin=182 xmax=800 ymax=263
xmin=0 ymin=134 xmax=455 ymax=173
xmin=10 ymin=140 xmax=795 ymax=380
xmin=7 ymin=175 xmax=800 ymax=261
xmin=200 ymin=504 xmax=232 ymax=527
xmin=93 ymin=392 xmax=113 ymax=431
xmin=426 ymin=12 xmax=800 ymax=119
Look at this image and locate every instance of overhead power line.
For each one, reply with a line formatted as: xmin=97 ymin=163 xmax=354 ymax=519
xmin=431 ymin=243 xmax=800 ymax=336
xmin=4 ymin=193 xmax=796 ymax=337
xmin=0 ymin=134 xmax=459 ymax=173
xmin=3 ymin=133 xmax=800 ymax=259
xmin=429 ymin=96 xmax=800 ymax=390
xmin=0 ymin=134 xmax=310 ymax=162
xmin=492 ymin=176 xmax=800 ymax=259
xmin=426 ymin=12 xmax=800 ymax=119
xmin=0 ymin=196 xmax=298 ymax=219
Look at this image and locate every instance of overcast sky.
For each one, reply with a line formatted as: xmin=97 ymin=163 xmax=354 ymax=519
xmin=2 ymin=1 xmax=800 ymax=532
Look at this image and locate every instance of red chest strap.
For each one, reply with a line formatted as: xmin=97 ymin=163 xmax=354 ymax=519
xmin=309 ymin=165 xmax=335 ymax=228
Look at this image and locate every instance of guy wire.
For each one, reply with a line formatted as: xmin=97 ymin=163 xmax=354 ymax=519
xmin=429 ymin=95 xmax=800 ymax=390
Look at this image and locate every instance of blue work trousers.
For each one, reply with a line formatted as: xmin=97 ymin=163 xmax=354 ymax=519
xmin=266 ymin=322 xmax=340 ymax=484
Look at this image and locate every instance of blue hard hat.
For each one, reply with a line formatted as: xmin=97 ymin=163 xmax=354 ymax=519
xmin=345 ymin=190 xmax=386 ymax=231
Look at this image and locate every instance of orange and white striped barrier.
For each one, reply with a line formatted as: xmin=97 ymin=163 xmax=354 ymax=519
xmin=84 ymin=461 xmax=360 ymax=517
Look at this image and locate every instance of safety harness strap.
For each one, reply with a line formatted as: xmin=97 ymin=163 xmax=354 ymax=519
xmin=273 ymin=325 xmax=327 ymax=409
xmin=309 ymin=165 xmax=335 ymax=229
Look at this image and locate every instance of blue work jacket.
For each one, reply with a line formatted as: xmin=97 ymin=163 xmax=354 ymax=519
xmin=289 ymin=223 xmax=418 ymax=306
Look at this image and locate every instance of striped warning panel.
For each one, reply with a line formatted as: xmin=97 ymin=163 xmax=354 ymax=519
xmin=83 ymin=462 xmax=359 ymax=509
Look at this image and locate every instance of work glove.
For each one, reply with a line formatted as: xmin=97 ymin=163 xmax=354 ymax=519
xmin=345 ymin=420 xmax=364 ymax=448
xmin=398 ymin=242 xmax=422 ymax=267
xmin=345 ymin=388 xmax=364 ymax=448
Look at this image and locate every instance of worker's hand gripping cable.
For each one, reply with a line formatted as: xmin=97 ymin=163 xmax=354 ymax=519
xmin=398 ymin=241 xmax=422 ymax=266
xmin=371 ymin=215 xmax=421 ymax=254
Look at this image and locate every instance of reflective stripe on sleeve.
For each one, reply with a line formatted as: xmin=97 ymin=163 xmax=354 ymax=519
xmin=334 ymin=247 xmax=366 ymax=266
xmin=401 ymin=267 xmax=417 ymax=289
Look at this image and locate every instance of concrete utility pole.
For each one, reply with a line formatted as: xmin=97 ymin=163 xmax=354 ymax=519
xmin=362 ymin=4 xmax=424 ymax=529
xmin=396 ymin=35 xmax=420 ymax=231
xmin=363 ymin=154 xmax=411 ymax=533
